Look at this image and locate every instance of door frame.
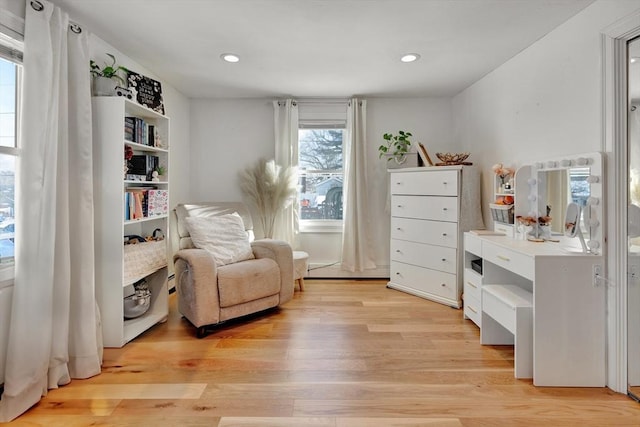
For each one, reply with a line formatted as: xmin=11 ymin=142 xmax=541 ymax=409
xmin=601 ymin=10 xmax=640 ymax=394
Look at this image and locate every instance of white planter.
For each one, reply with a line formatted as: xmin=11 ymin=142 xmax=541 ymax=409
xmin=384 ymin=153 xmax=419 ymax=169
xmin=92 ymin=76 xmax=117 ymax=96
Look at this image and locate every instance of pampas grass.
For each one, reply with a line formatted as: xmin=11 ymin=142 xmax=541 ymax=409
xmin=240 ymin=158 xmax=297 ymax=239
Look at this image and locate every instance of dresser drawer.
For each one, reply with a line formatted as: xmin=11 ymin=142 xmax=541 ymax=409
xmin=463 ymin=267 xmax=482 ymax=301
xmin=464 ymin=294 xmax=481 ymax=327
xmin=482 ymin=241 xmax=534 ymax=280
xmin=391 ymin=195 xmax=458 ymax=222
xmin=390 ymin=170 xmax=458 ymax=196
xmin=390 ymin=261 xmax=457 ymax=301
xmin=391 ymin=239 xmax=457 ymax=274
xmin=391 ymin=217 xmax=458 ymax=248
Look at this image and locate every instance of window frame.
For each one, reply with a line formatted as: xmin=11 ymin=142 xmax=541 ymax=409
xmin=0 ymin=33 xmax=23 ymax=279
xmin=298 ymin=123 xmax=345 ymax=233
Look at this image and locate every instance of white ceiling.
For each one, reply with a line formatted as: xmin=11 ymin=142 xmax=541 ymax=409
xmin=52 ymin=0 xmax=595 ymax=99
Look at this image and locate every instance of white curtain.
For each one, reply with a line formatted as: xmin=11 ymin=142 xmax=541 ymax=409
xmin=0 ymin=0 xmax=101 ymax=421
xmin=273 ymin=99 xmax=299 ymax=246
xmin=341 ymin=98 xmax=376 ymax=272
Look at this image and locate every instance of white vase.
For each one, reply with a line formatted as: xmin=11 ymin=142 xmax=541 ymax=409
xmin=93 ymin=76 xmax=117 ymax=96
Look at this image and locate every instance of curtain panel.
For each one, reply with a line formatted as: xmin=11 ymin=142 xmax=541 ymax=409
xmin=341 ymin=98 xmax=376 ymax=272
xmin=273 ymin=99 xmax=299 ymax=247
xmin=0 ymin=0 xmax=101 ymax=421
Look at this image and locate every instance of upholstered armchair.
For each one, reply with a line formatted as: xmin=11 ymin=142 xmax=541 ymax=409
xmin=171 ymin=202 xmax=294 ymax=337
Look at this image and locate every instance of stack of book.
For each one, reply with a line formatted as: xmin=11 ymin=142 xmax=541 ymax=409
xmin=124 ymin=187 xmax=168 ymax=220
xmin=124 ymin=116 xmax=155 ymax=146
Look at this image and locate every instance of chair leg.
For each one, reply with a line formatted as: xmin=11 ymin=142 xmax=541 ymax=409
xmin=196 ymin=326 xmax=209 ymax=339
xmin=297 ymin=277 xmax=305 ymax=291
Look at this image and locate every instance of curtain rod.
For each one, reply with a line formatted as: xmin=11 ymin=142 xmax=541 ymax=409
xmin=277 ymin=99 xmax=351 ymax=106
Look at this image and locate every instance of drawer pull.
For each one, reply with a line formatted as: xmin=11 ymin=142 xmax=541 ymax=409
xmin=441 ymin=258 xmax=446 ymax=262
xmin=396 ymin=227 xmax=402 ymax=231
xmin=467 ymin=306 xmax=478 ymax=314
xmin=397 ymin=205 xmax=403 ymax=208
xmin=443 ymin=181 xmax=448 ymax=185
xmin=395 ymin=272 xmax=401 ymax=275
xmin=443 ymin=207 xmax=448 ymax=211
xmin=466 ymin=281 xmax=477 ymax=289
xmin=497 ymin=255 xmax=511 ymax=262
xmin=440 ymin=283 xmax=446 ymax=287
xmin=442 ymin=233 xmax=447 ymax=236
xmin=396 ymin=181 xmax=402 ymax=185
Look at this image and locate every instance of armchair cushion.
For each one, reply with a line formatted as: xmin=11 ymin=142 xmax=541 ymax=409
xmin=217 ymin=258 xmax=280 ymax=307
xmin=185 ymin=213 xmax=255 ymax=266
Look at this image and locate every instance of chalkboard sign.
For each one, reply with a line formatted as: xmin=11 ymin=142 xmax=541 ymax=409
xmin=126 ymin=71 xmax=165 ymax=115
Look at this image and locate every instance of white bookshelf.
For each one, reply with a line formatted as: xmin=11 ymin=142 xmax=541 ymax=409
xmin=92 ymin=97 xmax=170 ymax=347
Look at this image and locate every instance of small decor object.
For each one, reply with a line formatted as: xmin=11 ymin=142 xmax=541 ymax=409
xmin=492 ymin=162 xmax=515 ymax=192
xmin=435 ymin=152 xmax=472 ymax=166
xmin=90 ymin=53 xmax=128 ymax=96
xmin=379 ymin=130 xmax=413 ymax=165
xmin=417 ymin=143 xmax=433 ymax=166
xmin=126 ymin=70 xmax=165 ymax=115
xmin=124 ymin=145 xmax=134 ymax=178
xmin=239 ymin=158 xmax=297 ymax=238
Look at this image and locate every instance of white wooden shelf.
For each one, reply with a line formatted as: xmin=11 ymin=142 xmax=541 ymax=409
xmin=92 ymin=96 xmax=170 ymax=348
xmin=124 ymin=140 xmax=169 ymax=153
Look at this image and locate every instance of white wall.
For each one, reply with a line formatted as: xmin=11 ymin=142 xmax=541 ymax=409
xmin=452 ymin=0 xmax=640 ymax=392
xmin=453 ymin=0 xmax=640 ymax=229
xmin=188 ymin=97 xmax=455 ymax=274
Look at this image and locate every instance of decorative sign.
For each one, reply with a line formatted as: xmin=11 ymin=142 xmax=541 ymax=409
xmin=126 ymin=71 xmax=165 ymax=115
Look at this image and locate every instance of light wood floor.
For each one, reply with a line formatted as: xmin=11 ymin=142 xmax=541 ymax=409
xmin=11 ymin=280 xmax=640 ymax=426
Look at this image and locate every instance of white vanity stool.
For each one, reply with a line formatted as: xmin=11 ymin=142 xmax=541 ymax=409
xmin=481 ymin=284 xmax=533 ymax=379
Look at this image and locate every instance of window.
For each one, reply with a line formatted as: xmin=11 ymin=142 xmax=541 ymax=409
xmin=0 ymin=36 xmax=22 ymax=268
xmin=298 ymin=128 xmax=344 ymax=224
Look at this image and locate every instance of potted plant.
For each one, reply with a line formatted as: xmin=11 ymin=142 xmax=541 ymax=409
xmin=90 ymin=53 xmax=129 ymax=96
xmin=379 ymin=130 xmax=414 ymax=166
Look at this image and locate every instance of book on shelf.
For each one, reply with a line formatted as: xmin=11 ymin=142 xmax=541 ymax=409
xmin=124 ymin=116 xmax=154 ymax=146
xmin=147 ymin=189 xmax=168 ymax=216
xmin=129 ymin=154 xmax=159 ymax=179
xmin=124 ymin=186 xmax=160 ymax=220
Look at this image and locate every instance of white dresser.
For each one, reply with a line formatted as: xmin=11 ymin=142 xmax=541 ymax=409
xmin=387 ymin=166 xmax=483 ymax=308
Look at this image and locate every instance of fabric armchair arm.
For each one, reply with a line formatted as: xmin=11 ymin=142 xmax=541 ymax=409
xmin=251 ymin=239 xmax=294 ymax=304
xmin=173 ymin=248 xmax=221 ymax=327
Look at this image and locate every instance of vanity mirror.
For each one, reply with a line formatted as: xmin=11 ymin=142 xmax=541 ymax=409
xmin=565 ymin=202 xmax=588 ymax=253
xmin=526 ymin=152 xmax=603 ymax=254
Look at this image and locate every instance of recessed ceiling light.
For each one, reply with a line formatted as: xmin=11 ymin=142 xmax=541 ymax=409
xmin=400 ymin=53 xmax=420 ymax=63
xmin=221 ymin=53 xmax=240 ymax=63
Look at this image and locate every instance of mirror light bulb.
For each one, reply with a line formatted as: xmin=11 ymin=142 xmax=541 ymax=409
xmin=586 ymin=175 xmax=599 ymax=184
xmin=587 ymin=197 xmax=600 ymax=205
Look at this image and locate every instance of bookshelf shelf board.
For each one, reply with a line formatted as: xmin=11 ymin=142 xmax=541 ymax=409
xmin=124 ymin=180 xmax=168 ymax=185
xmin=124 ymin=215 xmax=168 ymax=226
xmin=124 ymin=141 xmax=169 ymax=153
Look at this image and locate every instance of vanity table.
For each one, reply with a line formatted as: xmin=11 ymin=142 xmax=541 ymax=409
xmin=463 ymin=152 xmax=606 ymax=386
xmin=464 ymin=233 xmax=605 ymax=386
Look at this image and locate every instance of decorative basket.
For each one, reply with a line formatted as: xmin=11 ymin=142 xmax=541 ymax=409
xmin=489 ymin=203 xmax=514 ymax=224
xmin=435 ymin=152 xmax=471 ymax=165
xmin=123 ymin=240 xmax=167 ymax=286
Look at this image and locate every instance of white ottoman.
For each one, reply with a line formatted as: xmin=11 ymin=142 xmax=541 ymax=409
xmin=293 ymin=251 xmax=309 ymax=291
